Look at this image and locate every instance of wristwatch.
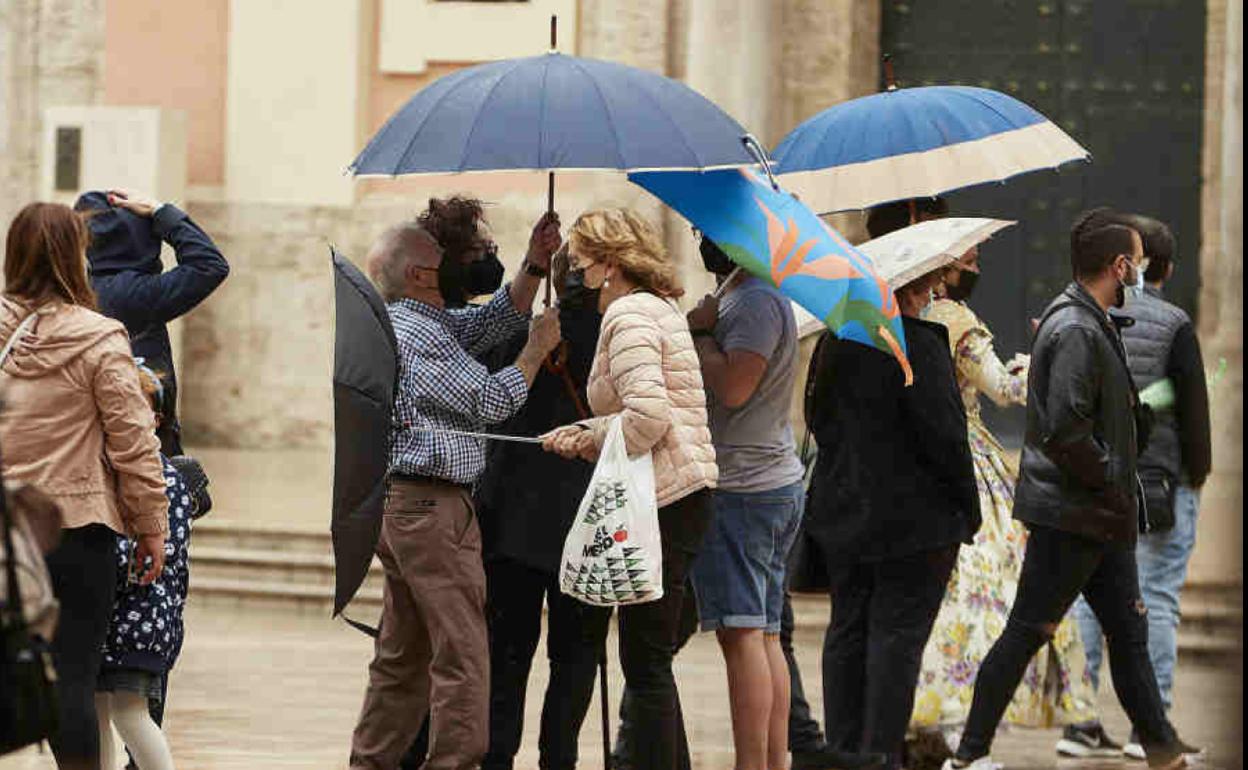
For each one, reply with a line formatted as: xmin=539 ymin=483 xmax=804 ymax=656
xmin=691 ymin=328 xmax=715 ymax=339
xmin=524 ymin=261 xmax=548 ymax=278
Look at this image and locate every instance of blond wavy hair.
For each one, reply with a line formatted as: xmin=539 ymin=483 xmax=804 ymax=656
xmin=568 ymin=209 xmax=683 ymax=299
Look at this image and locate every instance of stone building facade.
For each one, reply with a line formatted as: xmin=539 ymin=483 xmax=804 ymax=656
xmin=1 ymin=0 xmax=1240 ymax=584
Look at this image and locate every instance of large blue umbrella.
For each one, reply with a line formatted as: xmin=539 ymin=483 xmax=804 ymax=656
xmin=350 ymin=52 xmax=755 ymax=176
xmin=772 ymin=85 xmax=1089 ymax=214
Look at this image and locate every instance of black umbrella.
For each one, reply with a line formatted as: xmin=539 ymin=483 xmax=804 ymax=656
xmin=330 ymin=247 xmax=397 ymax=616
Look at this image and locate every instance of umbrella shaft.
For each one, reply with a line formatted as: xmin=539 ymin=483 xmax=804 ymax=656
xmin=415 ymin=427 xmax=544 ymax=445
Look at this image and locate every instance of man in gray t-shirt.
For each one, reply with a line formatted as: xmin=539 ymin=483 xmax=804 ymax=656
xmin=708 ymin=276 xmax=806 ymax=491
xmin=686 ymin=236 xmax=808 ymax=770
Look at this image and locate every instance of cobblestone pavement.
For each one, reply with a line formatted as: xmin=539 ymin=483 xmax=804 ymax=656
xmin=2 ymin=602 xmax=1240 ymax=769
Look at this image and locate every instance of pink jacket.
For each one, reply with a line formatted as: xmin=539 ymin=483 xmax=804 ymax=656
xmin=0 ymin=297 xmax=168 ymax=537
xmin=584 ymin=292 xmax=717 ymax=507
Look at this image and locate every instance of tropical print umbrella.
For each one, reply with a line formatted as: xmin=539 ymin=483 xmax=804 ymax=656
xmin=630 ymin=168 xmax=912 ymax=383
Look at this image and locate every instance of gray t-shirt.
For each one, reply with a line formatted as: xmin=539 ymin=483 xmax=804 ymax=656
xmin=709 ymin=277 xmax=805 ymax=493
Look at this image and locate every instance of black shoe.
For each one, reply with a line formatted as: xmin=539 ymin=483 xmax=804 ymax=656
xmin=792 ymin=745 xmax=889 ymax=770
xmin=1125 ymin=730 xmax=1206 ymax=765
xmin=1056 ymin=722 xmax=1124 ymax=758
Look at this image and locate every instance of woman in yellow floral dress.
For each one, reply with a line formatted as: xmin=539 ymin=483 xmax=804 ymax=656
xmin=909 ymin=250 xmax=1097 ymax=752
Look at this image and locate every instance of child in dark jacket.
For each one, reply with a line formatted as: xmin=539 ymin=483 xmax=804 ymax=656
xmin=96 ymin=363 xmax=209 ymax=769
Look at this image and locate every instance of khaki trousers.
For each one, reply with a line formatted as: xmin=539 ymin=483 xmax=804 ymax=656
xmin=350 ymin=479 xmax=489 ymax=769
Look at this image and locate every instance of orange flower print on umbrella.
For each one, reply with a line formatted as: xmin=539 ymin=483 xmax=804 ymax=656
xmin=630 ymin=167 xmax=912 ymax=382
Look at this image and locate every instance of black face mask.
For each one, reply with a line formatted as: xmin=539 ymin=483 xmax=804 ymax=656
xmin=560 ymin=267 xmax=601 ymax=313
xmin=464 ymin=244 xmax=505 ymax=298
xmin=699 ymin=238 xmax=736 ymax=276
xmin=944 ymin=269 xmax=979 ymax=302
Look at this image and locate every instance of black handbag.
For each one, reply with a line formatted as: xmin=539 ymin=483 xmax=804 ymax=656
xmin=785 ymin=518 xmax=829 ymax=594
xmin=1139 ymin=466 xmax=1177 ymax=533
xmin=0 ymin=475 xmax=59 ymax=755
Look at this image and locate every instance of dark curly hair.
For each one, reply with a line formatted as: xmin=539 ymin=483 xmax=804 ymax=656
xmin=417 ymin=196 xmax=486 ymax=261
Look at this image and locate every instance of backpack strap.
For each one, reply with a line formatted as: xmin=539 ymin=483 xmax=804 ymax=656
xmin=2 ymin=313 xmax=40 ymax=627
xmin=0 ymin=313 xmax=38 ymax=369
xmin=799 ymin=331 xmax=834 ymax=472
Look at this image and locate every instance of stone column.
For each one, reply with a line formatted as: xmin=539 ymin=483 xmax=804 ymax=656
xmin=1191 ymin=0 xmax=1243 ymax=587
xmin=0 ymin=0 xmax=104 ymax=232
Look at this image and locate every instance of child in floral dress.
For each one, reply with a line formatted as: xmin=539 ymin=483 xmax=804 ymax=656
xmin=96 ymin=364 xmax=209 ymax=769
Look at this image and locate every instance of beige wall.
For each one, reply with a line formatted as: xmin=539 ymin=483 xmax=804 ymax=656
xmin=103 ymin=0 xmax=228 ymax=186
xmin=224 ymin=0 xmax=371 ymax=206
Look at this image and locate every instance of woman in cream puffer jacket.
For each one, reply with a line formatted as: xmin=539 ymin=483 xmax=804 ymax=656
xmin=543 ymin=209 xmax=715 ymax=770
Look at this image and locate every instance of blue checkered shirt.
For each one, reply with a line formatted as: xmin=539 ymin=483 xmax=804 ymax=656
xmin=388 ymin=288 xmax=530 ymax=484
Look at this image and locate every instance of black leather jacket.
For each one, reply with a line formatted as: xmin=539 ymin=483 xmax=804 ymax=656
xmin=1014 ymin=283 xmax=1142 ymax=543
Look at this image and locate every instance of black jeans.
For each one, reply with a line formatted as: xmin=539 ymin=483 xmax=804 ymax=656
xmin=958 ymin=525 xmax=1177 ymax=760
xmin=482 ymin=557 xmax=612 ymax=770
xmin=615 ymin=489 xmax=711 ymax=770
xmin=780 ymin=592 xmax=826 ymax=753
xmin=822 ymin=546 xmax=958 ymax=770
xmin=613 ymin=575 xmax=698 ymax=769
xmin=44 ymin=524 xmax=119 ymax=768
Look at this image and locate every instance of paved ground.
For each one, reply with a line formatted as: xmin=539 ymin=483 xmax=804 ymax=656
xmin=1 ymin=602 xmax=1240 ymax=770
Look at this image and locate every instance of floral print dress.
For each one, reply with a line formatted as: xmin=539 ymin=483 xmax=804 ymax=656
xmin=910 ymin=300 xmax=1096 ymax=731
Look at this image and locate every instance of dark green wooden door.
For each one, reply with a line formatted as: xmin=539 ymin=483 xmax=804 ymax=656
xmin=882 ymin=0 xmax=1206 ymax=444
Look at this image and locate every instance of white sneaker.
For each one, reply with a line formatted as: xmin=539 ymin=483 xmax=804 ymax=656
xmin=1124 ymin=740 xmax=1147 ymax=760
xmin=940 ymin=757 xmax=1003 ymax=770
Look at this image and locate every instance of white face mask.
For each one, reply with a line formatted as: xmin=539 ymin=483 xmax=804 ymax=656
xmin=918 ymin=288 xmax=936 ymax=319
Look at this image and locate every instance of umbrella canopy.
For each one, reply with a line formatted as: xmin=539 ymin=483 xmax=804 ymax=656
xmin=772 ymin=85 xmax=1089 ymax=214
xmin=330 ymin=247 xmax=397 ymax=616
xmin=630 ymin=168 xmax=912 ymax=383
xmin=351 ymin=52 xmax=755 ymax=176
xmin=857 ymin=217 xmax=1016 ymax=288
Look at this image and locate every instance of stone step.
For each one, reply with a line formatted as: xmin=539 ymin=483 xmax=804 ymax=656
xmin=191 ymin=575 xmax=382 ymax=616
xmin=192 ymin=518 xmax=331 ymax=555
xmin=189 ymin=545 xmax=386 ymax=591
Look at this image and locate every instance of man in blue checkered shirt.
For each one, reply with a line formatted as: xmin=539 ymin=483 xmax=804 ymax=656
xmin=349 ymin=210 xmax=563 ymax=770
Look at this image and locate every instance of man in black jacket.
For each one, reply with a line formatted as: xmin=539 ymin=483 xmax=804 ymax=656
xmin=806 ymin=256 xmax=980 ymax=769
xmin=75 ymin=189 xmax=230 ymax=456
xmin=945 ymin=211 xmax=1198 ymax=770
xmin=1068 ymin=214 xmax=1213 ymax=759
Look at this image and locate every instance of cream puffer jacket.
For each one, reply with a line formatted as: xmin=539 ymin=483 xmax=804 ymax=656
xmin=583 ymin=291 xmax=717 ymax=507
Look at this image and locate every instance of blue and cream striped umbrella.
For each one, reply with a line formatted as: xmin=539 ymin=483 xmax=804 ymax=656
xmin=772 ymin=85 xmax=1089 ymax=214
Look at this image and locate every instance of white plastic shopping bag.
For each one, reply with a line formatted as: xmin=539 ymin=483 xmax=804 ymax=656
xmin=560 ymin=415 xmax=664 ymax=607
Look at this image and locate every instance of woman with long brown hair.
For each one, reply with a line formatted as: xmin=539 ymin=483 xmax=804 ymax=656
xmin=1 ymin=202 xmax=168 ymax=770
xmin=543 ymin=208 xmax=717 ymax=770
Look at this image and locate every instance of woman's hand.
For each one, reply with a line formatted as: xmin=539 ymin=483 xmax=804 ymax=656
xmin=542 ymin=424 xmax=593 ymax=460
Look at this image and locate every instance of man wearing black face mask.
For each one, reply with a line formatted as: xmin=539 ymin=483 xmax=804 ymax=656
xmin=944 ymin=210 xmax=1200 ymax=770
xmin=350 ymin=210 xmax=562 ymax=770
xmin=685 ymin=234 xmax=876 ymax=770
xmin=432 ymin=245 xmax=617 ymax=770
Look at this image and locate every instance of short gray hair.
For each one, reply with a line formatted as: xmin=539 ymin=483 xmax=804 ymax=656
xmin=369 ymin=222 xmax=436 ymax=302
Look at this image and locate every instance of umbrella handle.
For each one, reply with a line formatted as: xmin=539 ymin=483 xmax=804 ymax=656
xmin=883 ymin=53 xmax=898 ymax=92
xmin=741 ymin=134 xmax=780 ymax=192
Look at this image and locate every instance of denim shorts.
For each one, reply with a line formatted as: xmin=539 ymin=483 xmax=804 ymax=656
xmin=690 ymin=480 xmax=804 ymax=633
